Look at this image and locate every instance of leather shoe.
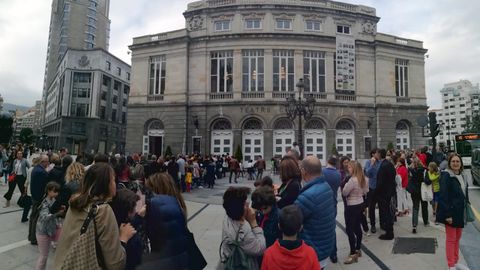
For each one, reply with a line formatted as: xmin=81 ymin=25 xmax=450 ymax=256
xmin=371 ymin=226 xmax=377 ymax=233
xmin=379 ymin=234 xmax=394 ymax=240
xmin=330 ymin=255 xmax=338 ymax=263
xmin=21 ymin=218 xmax=28 ymax=223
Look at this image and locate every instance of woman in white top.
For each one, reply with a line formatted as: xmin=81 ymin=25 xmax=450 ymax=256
xmin=342 ymin=160 xmax=369 ymax=264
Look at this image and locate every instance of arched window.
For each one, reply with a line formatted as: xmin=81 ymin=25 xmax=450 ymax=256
xmin=336 ymin=120 xmax=354 ymax=130
xmin=212 ymin=118 xmax=232 ymax=130
xmin=305 ymin=118 xmax=325 ymax=129
xmin=273 ymin=118 xmax=294 ymax=129
xmin=243 ymin=118 xmax=263 ymax=130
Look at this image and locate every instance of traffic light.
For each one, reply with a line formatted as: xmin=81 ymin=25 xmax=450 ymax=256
xmin=428 ymin=112 xmax=440 ymax=139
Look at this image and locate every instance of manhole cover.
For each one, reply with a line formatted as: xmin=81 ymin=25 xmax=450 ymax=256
xmin=392 ymin=237 xmax=437 ymax=254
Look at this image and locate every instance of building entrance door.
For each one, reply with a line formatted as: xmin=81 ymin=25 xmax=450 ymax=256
xmin=211 ymin=130 xmax=233 ymax=155
xmin=273 ymin=130 xmax=294 ymax=157
xmin=243 ymin=130 xmax=263 ymax=162
xmin=149 ymin=136 xmax=163 ymax=157
xmin=304 ymin=130 xmax=326 ymax=164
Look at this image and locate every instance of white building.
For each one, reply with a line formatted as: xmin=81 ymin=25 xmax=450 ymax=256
xmin=15 ymin=110 xmax=36 ymax=138
xmin=436 ymin=80 xmax=480 ymax=144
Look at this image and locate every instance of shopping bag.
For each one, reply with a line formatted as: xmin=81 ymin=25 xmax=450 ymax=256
xmin=421 ymin=183 xmax=433 ymax=202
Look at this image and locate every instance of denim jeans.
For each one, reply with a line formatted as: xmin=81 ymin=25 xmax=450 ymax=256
xmin=411 ymin=193 xmax=429 ymax=227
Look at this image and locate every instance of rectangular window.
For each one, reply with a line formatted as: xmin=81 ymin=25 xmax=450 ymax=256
xmin=100 ymin=106 xmax=106 ymax=119
xmin=242 ymin=50 xmax=264 ymax=92
xmin=112 ymin=95 xmax=118 ymax=104
xmin=86 ymin=34 xmax=95 ymax=42
xmin=106 ymin=61 xmax=111 ymax=71
xmin=211 ymin=51 xmax=233 ymax=93
xmin=214 ymin=20 xmax=231 ymax=31
xmin=276 ymin=19 xmax=292 ymax=30
xmin=113 ymin=80 xmax=121 ymax=91
xmin=102 ymin=75 xmax=111 ymax=87
xmin=111 ymin=109 xmax=117 ymax=122
xmin=71 ymin=103 xmax=89 ymax=117
xmin=123 ymin=85 xmax=129 ymax=95
xmin=273 ymin=50 xmax=294 ymax=92
xmin=101 ymin=91 xmax=107 ymax=100
xmin=395 ymin=59 xmax=409 ymax=97
xmin=117 ymin=67 xmax=121 ymax=76
xmin=149 ymin=55 xmax=166 ymax=95
xmin=305 ymin=20 xmax=321 ymax=31
xmin=73 ymin=72 xmax=91 ymax=83
xmin=127 ymin=72 xmax=130 ymax=81
xmin=337 ymin=25 xmax=350 ymax=34
xmin=245 ymin=19 xmax=261 ymax=29
xmin=122 ymin=112 xmax=126 ymax=124
xmin=303 ymin=51 xmax=326 ymax=92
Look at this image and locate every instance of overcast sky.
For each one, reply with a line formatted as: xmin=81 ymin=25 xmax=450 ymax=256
xmin=1 ymin=0 xmax=479 ymax=109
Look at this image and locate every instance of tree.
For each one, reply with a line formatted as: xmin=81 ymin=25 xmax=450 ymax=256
xmin=463 ymin=114 xmax=480 ymax=133
xmin=164 ymin=145 xmax=173 ymax=157
xmin=0 ymin=112 xmax=13 ymax=144
xmin=386 ymin=142 xmax=394 ymax=151
xmin=19 ymin=128 xmax=34 ymax=145
xmin=331 ymin=143 xmax=339 ymax=156
xmin=234 ymin=145 xmax=243 ymax=162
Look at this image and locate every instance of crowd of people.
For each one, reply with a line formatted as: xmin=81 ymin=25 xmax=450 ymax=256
xmin=0 ymin=143 xmax=474 ymax=270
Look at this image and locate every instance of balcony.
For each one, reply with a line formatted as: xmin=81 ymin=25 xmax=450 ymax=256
xmin=273 ymin=92 xmax=294 ymax=99
xmin=396 ymin=97 xmax=410 ymax=103
xmin=210 ymin=92 xmax=233 ymax=100
xmin=305 ymin=93 xmax=327 ymax=100
xmin=241 ymin=92 xmax=265 ymax=99
xmin=147 ymin=94 xmax=164 ymax=101
xmin=335 ymin=94 xmax=356 ymax=102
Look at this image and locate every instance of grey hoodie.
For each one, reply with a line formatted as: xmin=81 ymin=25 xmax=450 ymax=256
xmin=217 ymin=216 xmax=266 ymax=270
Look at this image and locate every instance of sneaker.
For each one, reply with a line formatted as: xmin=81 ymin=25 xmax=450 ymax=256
xmin=412 ymin=227 xmax=417 ymax=234
xmin=371 ymin=226 xmax=377 ymax=234
xmin=455 ymin=263 xmax=471 ymax=270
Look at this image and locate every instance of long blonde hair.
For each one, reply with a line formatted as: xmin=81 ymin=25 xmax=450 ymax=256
xmin=65 ymin=162 xmax=85 ymax=183
xmin=349 ymin=160 xmax=366 ymax=188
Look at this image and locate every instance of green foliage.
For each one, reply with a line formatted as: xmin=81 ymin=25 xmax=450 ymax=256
xmin=234 ymin=145 xmax=243 ymax=162
xmin=164 ymin=145 xmax=173 ymax=157
xmin=19 ymin=128 xmax=34 ymax=145
xmin=331 ymin=143 xmax=339 ymax=156
xmin=463 ymin=115 xmax=480 ymax=133
xmin=387 ymin=142 xmax=394 ymax=151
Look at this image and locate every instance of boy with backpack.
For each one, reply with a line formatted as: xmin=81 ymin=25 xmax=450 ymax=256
xmin=261 ymin=205 xmax=320 ymax=270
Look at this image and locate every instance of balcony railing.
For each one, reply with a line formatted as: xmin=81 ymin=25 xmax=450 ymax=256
xmin=210 ymin=92 xmax=233 ymax=100
xmin=242 ymin=92 xmax=265 ymax=99
xmin=335 ymin=94 xmax=356 ymax=101
xmin=305 ymin=93 xmax=327 ymax=100
xmin=147 ymin=94 xmax=164 ymax=101
xmin=396 ymin=97 xmax=410 ymax=103
xmin=273 ymin=92 xmax=294 ymax=99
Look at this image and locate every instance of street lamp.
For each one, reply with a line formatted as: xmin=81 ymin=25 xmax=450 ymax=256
xmin=285 ymin=78 xmax=316 ymax=159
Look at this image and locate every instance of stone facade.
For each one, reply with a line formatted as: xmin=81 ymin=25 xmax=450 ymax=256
xmin=127 ymin=0 xmax=428 ymax=162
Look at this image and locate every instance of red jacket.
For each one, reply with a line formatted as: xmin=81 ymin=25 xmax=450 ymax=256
xmin=261 ymin=240 xmax=320 ymax=270
xmin=396 ymin=165 xmax=408 ymax=188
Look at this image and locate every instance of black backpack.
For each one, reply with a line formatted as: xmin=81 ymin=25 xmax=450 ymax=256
xmin=219 ymin=228 xmax=249 ymax=270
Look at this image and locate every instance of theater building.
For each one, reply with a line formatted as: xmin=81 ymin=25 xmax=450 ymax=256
xmin=126 ymin=0 xmax=428 ymax=163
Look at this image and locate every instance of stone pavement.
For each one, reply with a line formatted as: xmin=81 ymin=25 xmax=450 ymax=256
xmin=0 ymin=172 xmax=478 ymax=269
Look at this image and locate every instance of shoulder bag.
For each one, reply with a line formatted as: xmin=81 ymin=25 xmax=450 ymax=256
xmin=219 ymin=227 xmax=249 ymax=270
xmin=60 ymin=203 xmax=105 ymax=270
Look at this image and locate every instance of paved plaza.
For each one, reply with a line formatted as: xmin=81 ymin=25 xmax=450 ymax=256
xmin=0 ymin=172 xmax=479 ymax=270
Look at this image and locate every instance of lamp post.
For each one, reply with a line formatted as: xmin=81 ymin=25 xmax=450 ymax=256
xmin=285 ymin=78 xmax=316 ymax=160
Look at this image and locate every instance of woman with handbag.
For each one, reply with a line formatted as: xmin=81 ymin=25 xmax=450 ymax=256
xmin=54 ymin=163 xmax=136 ymax=270
xmin=4 ymin=150 xmax=29 ymax=207
xmin=407 ymin=157 xmax=429 ymax=234
xmin=436 ymin=154 xmax=472 ymax=270
xmin=140 ymin=172 xmax=206 ymax=270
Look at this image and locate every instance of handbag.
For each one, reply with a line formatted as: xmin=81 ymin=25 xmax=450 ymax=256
xmin=421 ymin=182 xmax=433 ymax=202
xmin=17 ymin=194 xmax=32 ymax=208
xmin=7 ymin=173 xmax=16 ymax=182
xmin=60 ymin=203 xmax=105 ymax=270
xmin=466 ymin=203 xmax=475 ymax=223
xmin=186 ymin=229 xmax=207 ymax=270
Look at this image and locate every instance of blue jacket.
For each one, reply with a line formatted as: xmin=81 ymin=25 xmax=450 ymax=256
xmin=322 ymin=167 xmax=341 ymax=203
xmin=295 ymin=176 xmax=335 ymax=261
xmin=142 ymin=194 xmax=188 ymax=269
xmin=364 ymin=159 xmax=380 ymax=189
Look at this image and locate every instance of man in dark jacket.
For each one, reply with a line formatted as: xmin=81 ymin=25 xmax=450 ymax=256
xmin=295 ymin=156 xmax=335 ymax=269
xmin=322 ymin=156 xmax=341 ymax=263
xmin=28 ymin=154 xmax=50 ymax=245
xmin=375 ymin=148 xmax=396 ymax=240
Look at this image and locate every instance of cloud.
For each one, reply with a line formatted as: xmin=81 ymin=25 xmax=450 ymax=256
xmin=1 ymin=0 xmax=479 ymax=110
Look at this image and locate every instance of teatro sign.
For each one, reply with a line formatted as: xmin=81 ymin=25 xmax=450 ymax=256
xmin=240 ymin=106 xmax=327 ymax=115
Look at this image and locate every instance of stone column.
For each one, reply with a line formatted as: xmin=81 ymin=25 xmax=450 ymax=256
xmin=264 ymin=49 xmax=273 ymax=98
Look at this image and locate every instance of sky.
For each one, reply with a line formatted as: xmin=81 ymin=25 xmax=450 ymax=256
xmin=0 ymin=0 xmax=479 ymax=109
